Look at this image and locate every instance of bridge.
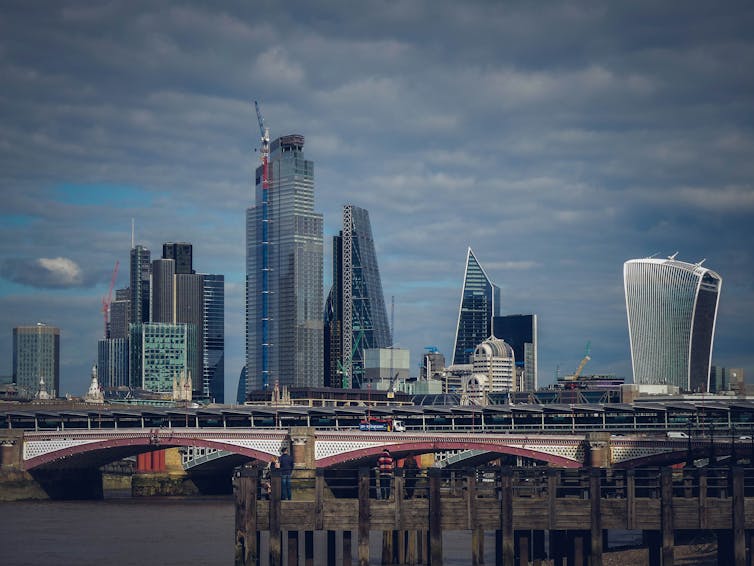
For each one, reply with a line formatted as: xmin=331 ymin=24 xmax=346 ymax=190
xmin=2 ymin=399 xmax=753 ymax=499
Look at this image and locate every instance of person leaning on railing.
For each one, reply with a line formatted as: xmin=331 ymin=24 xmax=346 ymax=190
xmin=378 ymin=448 xmax=395 ymax=500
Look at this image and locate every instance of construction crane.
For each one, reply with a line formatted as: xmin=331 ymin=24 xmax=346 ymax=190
xmin=338 ymin=327 xmax=365 ymax=388
xmin=101 ymin=260 xmax=120 ymax=338
xmin=254 ymin=100 xmax=272 ymax=390
xmin=568 ymin=341 xmax=591 ymax=380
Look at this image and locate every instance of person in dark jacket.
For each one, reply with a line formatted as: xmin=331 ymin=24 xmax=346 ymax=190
xmin=278 ymin=447 xmax=294 ymax=500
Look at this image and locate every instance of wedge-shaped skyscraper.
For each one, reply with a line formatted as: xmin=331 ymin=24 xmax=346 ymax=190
xmin=325 ymin=205 xmax=391 ymax=388
xmin=624 ymin=256 xmax=722 ymax=391
xmin=452 ymin=248 xmax=500 ymax=365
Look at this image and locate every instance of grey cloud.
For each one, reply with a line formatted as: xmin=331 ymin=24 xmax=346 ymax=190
xmin=1 ymin=257 xmax=92 ymax=288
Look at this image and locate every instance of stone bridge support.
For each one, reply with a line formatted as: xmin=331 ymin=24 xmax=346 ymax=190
xmin=586 ymin=432 xmax=612 ymax=468
xmin=0 ymin=431 xmax=23 ymax=470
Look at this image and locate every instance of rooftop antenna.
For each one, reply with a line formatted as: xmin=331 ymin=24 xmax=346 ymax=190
xmin=131 ymin=218 xmax=135 ymax=249
xmin=668 ymin=251 xmax=679 ymax=260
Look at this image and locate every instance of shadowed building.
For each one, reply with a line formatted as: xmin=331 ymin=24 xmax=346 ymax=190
xmin=624 ymin=255 xmax=722 ymax=392
xmin=493 ymin=314 xmax=538 ymax=391
xmin=452 ymin=248 xmax=500 ymax=365
xmin=325 ymin=205 xmax=391 ymax=388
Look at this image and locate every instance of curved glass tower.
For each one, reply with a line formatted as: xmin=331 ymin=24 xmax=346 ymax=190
xmin=624 ymin=256 xmax=722 ymax=391
xmin=324 ymin=205 xmax=391 ymax=388
xmin=452 ymin=248 xmax=500 ymax=365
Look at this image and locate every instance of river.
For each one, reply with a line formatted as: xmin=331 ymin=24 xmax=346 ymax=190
xmin=0 ymin=492 xmax=643 ymax=565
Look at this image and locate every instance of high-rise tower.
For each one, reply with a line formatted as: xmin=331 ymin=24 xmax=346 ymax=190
xmin=324 ymin=205 xmax=391 ymax=388
xmin=202 ymin=274 xmax=224 ymax=402
xmin=624 ymin=256 xmax=722 ymax=391
xmin=452 ymin=248 xmax=500 ymax=365
xmin=246 ymin=134 xmax=323 ymax=392
xmin=129 ymin=245 xmax=151 ymax=325
xmin=13 ymin=323 xmax=60 ymax=399
xmin=493 ymin=314 xmax=538 ymax=391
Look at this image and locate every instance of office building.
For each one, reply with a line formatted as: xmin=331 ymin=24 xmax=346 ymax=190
xmin=12 ymin=323 xmax=60 ymax=399
xmin=97 ymin=337 xmax=129 ymax=388
xmin=130 ymin=245 xmax=151 ymax=325
xmin=162 ymin=242 xmax=194 ymax=274
xmin=493 ymin=314 xmax=538 ymax=391
xmin=363 ymin=347 xmax=410 ymax=387
xmin=151 ymin=258 xmax=175 ymax=323
xmin=202 ymin=274 xmax=225 ymax=403
xmin=109 ymin=288 xmax=130 ymax=340
xmin=452 ymin=248 xmax=500 ymax=365
xmin=325 ymin=205 xmax=391 ymax=388
xmin=130 ymin=323 xmax=197 ymax=393
xmin=624 ymin=256 xmax=722 ymax=391
xmin=466 ymin=337 xmax=515 ymax=402
xmin=246 ymin=134 xmax=324 ymax=392
xmin=175 ymin=272 xmax=204 ymax=396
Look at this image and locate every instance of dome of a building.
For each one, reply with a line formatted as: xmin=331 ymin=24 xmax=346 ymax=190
xmin=474 ymin=337 xmax=514 ymax=359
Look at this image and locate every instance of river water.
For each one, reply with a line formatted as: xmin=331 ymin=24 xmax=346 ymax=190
xmin=0 ymin=493 xmax=643 ymax=565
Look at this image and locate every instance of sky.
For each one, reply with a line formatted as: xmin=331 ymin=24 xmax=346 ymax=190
xmin=1 ymin=1 xmax=753 ymax=402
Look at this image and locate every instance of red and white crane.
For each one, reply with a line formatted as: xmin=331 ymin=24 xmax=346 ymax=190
xmin=101 ymin=260 xmax=119 ymax=338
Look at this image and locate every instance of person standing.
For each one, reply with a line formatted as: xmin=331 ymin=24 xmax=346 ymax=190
xmin=378 ymin=448 xmax=394 ymax=500
xmin=279 ymin=446 xmax=294 ymax=500
xmin=403 ymin=453 xmax=418 ymax=499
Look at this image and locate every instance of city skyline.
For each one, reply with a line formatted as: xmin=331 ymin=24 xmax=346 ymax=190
xmin=0 ymin=2 xmax=753 ymax=400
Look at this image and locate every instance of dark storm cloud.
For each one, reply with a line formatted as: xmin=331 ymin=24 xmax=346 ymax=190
xmin=1 ymin=1 xmax=753 ymax=395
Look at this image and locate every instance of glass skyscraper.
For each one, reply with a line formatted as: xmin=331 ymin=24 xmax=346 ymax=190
xmin=130 ymin=322 xmax=197 ymax=392
xmin=624 ymin=256 xmax=722 ymax=391
xmin=452 ymin=248 xmax=500 ymax=365
xmin=203 ymin=274 xmax=224 ymax=403
xmin=130 ymin=245 xmax=151 ymax=325
xmin=493 ymin=314 xmax=538 ymax=391
xmin=324 ymin=205 xmax=391 ymax=388
xmin=246 ymin=134 xmax=323 ymax=392
xmin=13 ymin=323 xmax=60 ymax=399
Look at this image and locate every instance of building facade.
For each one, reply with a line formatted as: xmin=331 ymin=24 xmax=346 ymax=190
xmin=325 ymin=205 xmax=391 ymax=388
xmin=492 ymin=314 xmax=538 ymax=391
xmin=12 ymin=323 xmax=60 ymax=399
xmin=452 ymin=248 xmax=501 ymax=365
xmin=129 ymin=322 xmax=197 ymax=393
xmin=466 ymin=337 xmax=515 ymax=401
xmin=624 ymin=256 xmax=722 ymax=391
xmin=109 ymin=288 xmax=130 ymax=340
xmin=246 ymin=134 xmax=323 ymax=392
xmin=151 ymin=258 xmax=175 ymax=323
xmin=162 ymin=242 xmax=194 ymax=274
xmin=97 ymin=337 xmax=129 ymax=388
xmin=130 ymin=245 xmax=151 ymax=325
xmin=202 ymin=274 xmax=225 ymax=403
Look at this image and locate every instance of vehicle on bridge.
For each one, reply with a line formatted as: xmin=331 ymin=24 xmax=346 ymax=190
xmin=359 ymin=417 xmax=405 ymax=432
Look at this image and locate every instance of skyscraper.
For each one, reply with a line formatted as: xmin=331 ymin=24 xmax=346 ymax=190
xmin=130 ymin=322 xmax=197 ymax=392
xmin=162 ymin=242 xmax=194 ymax=274
xmin=151 ymin=258 xmax=175 ymax=323
xmin=108 ymin=288 xmax=130 ymax=339
xmin=452 ymin=248 xmax=500 ymax=365
xmin=202 ymin=274 xmax=225 ymax=403
xmin=624 ymin=256 xmax=722 ymax=391
xmin=324 ymin=205 xmax=391 ymax=388
xmin=130 ymin=245 xmax=151 ymax=325
xmin=97 ymin=337 xmax=129 ymax=387
xmin=13 ymin=323 xmax=60 ymax=399
xmin=493 ymin=314 xmax=538 ymax=391
xmin=246 ymin=134 xmax=324 ymax=392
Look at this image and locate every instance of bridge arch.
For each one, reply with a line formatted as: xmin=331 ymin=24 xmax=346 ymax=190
xmin=317 ymin=439 xmax=581 ymax=468
xmin=24 ymin=436 xmax=277 ymax=470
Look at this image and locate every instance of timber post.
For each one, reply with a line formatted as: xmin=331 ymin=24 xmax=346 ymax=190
xmin=660 ymin=467 xmax=674 ymax=566
xmin=428 ymin=466 xmax=443 ymax=566
xmin=358 ymin=467 xmax=370 ymax=566
xmin=233 ymin=465 xmax=258 ymax=566
xmin=590 ymin=467 xmax=603 ymax=566
xmin=501 ymin=466 xmax=514 ymax=566
xmin=269 ymin=468 xmax=282 ymax=566
xmin=733 ymin=466 xmax=746 ymax=566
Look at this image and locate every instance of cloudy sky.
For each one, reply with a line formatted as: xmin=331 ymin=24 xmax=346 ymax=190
xmin=1 ymin=1 xmax=753 ymax=401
